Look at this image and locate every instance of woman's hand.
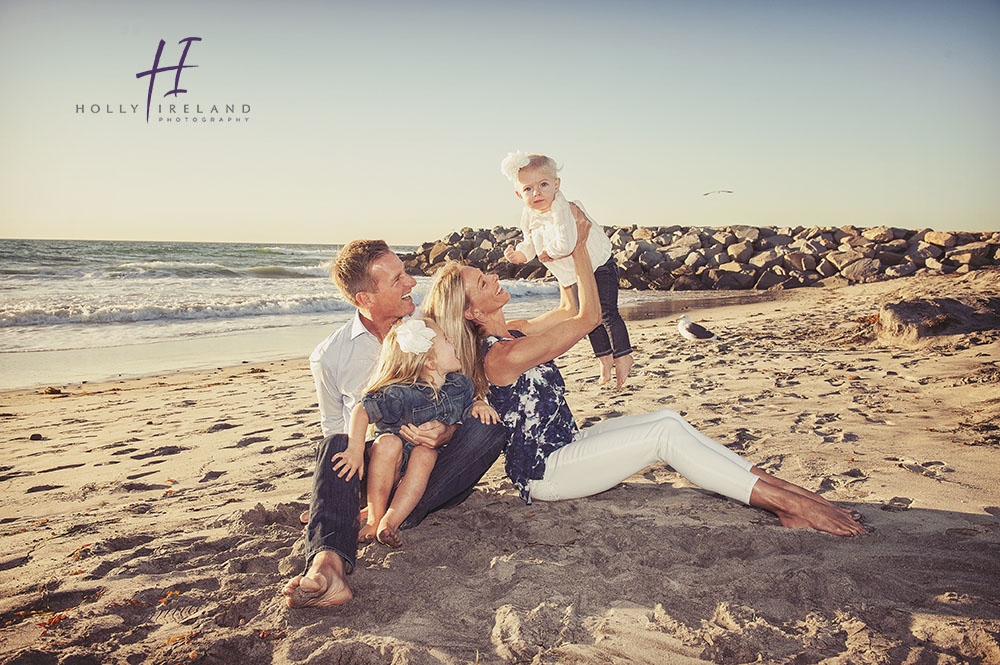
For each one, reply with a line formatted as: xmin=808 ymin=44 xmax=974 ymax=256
xmin=569 ymin=203 xmax=592 ymax=254
xmin=331 ymin=447 xmax=364 ymax=481
xmin=470 ymin=400 xmax=499 ymax=424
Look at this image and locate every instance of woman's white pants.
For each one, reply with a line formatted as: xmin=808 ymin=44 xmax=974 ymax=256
xmin=526 ymin=408 xmax=759 ymax=504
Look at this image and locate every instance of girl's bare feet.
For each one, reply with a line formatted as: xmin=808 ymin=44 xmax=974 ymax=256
xmin=358 ymin=520 xmax=378 ymax=543
xmin=377 ymin=523 xmax=402 ymax=548
xmin=613 ymin=354 xmax=634 ymax=389
xmin=598 ymin=356 xmax=613 ymax=385
xmin=282 ymin=551 xmax=352 ymax=608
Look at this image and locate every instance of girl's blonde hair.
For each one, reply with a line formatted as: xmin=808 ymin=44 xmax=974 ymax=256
xmin=423 ymin=262 xmax=488 ymax=398
xmin=365 ymin=317 xmax=439 ymax=396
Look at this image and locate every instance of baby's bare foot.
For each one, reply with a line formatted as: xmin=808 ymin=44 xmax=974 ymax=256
xmin=598 ymin=357 xmax=613 ymax=385
xmin=614 ymin=354 xmax=634 ymax=389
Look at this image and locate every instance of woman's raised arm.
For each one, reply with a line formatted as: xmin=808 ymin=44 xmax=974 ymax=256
xmin=484 ymin=206 xmax=602 ymax=386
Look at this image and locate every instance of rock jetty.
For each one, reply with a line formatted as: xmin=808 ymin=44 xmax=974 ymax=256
xmin=401 ymin=225 xmax=1000 ymax=290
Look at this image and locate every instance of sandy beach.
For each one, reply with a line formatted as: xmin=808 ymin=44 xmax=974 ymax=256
xmin=2 ymin=268 xmax=999 ymax=665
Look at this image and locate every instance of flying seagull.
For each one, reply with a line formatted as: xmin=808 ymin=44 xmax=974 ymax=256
xmin=678 ymin=315 xmax=717 ymax=341
xmin=703 ymin=190 xmax=734 ymax=196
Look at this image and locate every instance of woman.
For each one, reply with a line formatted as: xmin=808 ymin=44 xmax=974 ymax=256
xmin=424 ymin=207 xmax=865 ymax=536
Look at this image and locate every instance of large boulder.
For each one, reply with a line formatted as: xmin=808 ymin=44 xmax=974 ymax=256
xmin=816 ymin=258 xmax=839 ymax=277
xmin=946 ymin=241 xmax=992 ymax=266
xmin=711 ymin=231 xmax=736 ymax=247
xmin=732 ymin=226 xmax=763 ymax=243
xmin=671 ymin=275 xmax=703 ymax=291
xmin=759 ymin=234 xmax=794 ymax=249
xmin=924 ymin=231 xmax=957 ymax=248
xmin=840 ymin=258 xmax=884 ymax=283
xmin=727 ymin=241 xmax=754 ymax=263
xmin=885 ymin=263 xmax=918 ymax=278
xmin=862 ymin=226 xmax=895 ymax=242
xmin=674 ymin=233 xmax=703 ymax=250
xmin=756 ymin=266 xmax=791 ymax=290
xmin=749 ymin=249 xmax=783 ymax=270
xmin=784 ymin=251 xmax=817 ymax=272
xmin=826 ymin=249 xmax=865 ymax=271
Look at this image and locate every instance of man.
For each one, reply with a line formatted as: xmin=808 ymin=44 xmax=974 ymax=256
xmin=282 ymin=240 xmax=506 ymax=607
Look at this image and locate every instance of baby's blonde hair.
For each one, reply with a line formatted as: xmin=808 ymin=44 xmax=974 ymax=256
xmin=365 ymin=317 xmax=439 ymax=396
xmin=520 ymin=153 xmax=559 ymax=179
xmin=423 ymin=262 xmax=488 ymax=399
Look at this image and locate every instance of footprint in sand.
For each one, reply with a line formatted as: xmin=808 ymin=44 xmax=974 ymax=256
xmin=881 ymin=496 xmax=912 ymax=511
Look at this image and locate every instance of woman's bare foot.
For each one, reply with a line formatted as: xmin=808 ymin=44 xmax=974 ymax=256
xmin=282 ymin=551 xmax=352 ymax=608
xmin=613 ymin=354 xmax=634 ymax=389
xmin=598 ymin=356 xmax=613 ymax=385
xmin=750 ymin=482 xmax=865 ymax=536
xmin=751 ymin=468 xmax=863 ymax=522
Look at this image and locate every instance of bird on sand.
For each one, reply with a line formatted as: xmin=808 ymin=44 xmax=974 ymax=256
xmin=678 ymin=315 xmax=717 ymax=341
xmin=703 ymin=190 xmax=733 ymax=196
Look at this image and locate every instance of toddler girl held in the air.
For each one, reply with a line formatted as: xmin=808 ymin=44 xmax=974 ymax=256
xmin=501 ymin=151 xmax=633 ymax=387
xmin=331 ymin=317 xmax=498 ymax=547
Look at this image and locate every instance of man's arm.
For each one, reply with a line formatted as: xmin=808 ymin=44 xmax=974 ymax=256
xmin=311 ymin=356 xmax=345 ymax=437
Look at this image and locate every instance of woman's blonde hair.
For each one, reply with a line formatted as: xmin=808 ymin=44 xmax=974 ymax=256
xmin=364 ymin=317 xmax=438 ymax=396
xmin=423 ymin=262 xmax=488 ymax=398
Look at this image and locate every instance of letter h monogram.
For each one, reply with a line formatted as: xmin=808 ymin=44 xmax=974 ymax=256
xmin=136 ymin=37 xmax=202 ymax=122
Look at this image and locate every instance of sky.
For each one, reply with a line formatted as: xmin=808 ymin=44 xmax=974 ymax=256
xmin=0 ymin=0 xmax=998 ymax=245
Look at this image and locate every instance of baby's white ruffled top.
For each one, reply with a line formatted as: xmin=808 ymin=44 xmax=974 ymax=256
xmin=514 ymin=192 xmax=612 ymax=287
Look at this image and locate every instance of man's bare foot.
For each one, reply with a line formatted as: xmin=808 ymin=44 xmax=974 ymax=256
xmin=299 ymin=510 xmax=309 ymax=525
xmin=282 ymin=551 xmax=352 ymax=608
xmin=377 ymin=519 xmax=402 ymax=548
xmin=613 ymin=354 xmax=634 ymax=389
xmin=598 ymin=356 xmax=613 ymax=385
xmin=358 ymin=521 xmax=378 ymax=544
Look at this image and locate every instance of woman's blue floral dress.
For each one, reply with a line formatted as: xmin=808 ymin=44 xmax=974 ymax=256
xmin=484 ymin=332 xmax=578 ymax=503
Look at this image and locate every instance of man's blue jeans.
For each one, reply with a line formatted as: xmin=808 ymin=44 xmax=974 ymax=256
xmin=304 ymin=418 xmax=506 ymax=573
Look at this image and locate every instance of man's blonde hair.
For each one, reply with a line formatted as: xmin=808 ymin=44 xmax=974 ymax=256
xmin=423 ymin=262 xmax=488 ymax=399
xmin=331 ymin=239 xmax=391 ymax=307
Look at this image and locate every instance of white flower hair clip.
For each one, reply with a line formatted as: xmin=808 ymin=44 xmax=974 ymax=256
xmin=395 ymin=318 xmax=436 ymax=355
xmin=500 ymin=151 xmax=531 ymax=182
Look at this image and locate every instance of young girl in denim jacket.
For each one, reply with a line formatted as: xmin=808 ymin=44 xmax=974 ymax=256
xmin=331 ymin=317 xmax=498 ymax=547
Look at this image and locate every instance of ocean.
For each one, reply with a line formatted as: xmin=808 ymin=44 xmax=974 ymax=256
xmin=1 ymin=238 xmax=675 ymax=391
